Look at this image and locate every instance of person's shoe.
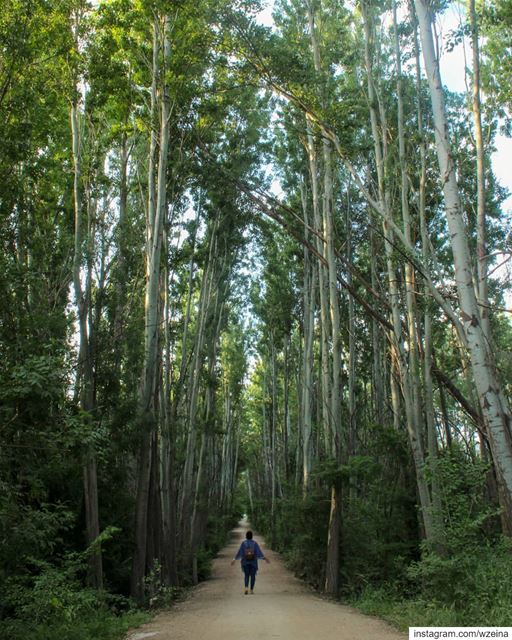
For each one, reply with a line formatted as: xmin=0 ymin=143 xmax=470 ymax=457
xmin=250 ymin=590 xmax=254 ymax=595
xmin=244 ymin=588 xmax=248 ymax=595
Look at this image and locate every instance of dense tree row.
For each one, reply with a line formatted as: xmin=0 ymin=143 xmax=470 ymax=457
xmin=0 ymin=0 xmax=511 ymax=635
xmin=0 ymin=0 xmax=269 ymax=627
xmin=239 ymin=0 xmax=512 ymax=621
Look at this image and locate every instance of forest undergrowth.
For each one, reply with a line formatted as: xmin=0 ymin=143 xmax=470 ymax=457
xmin=0 ymin=511 xmax=240 ymax=640
xmin=249 ymin=442 xmax=512 ymax=629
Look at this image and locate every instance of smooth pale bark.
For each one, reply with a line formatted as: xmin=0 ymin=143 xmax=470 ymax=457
xmin=306 ymin=117 xmax=331 ymax=456
xmin=306 ymin=0 xmax=342 ymax=595
xmin=414 ymin=0 xmax=512 ymax=534
xmin=146 ymin=21 xmax=159 ymax=249
xmin=389 ymin=348 xmax=402 ymax=432
xmin=438 ymin=382 xmax=452 ymax=447
xmin=393 ymin=0 xmax=424 ymax=453
xmin=469 ymin=0 xmax=491 ymax=342
xmin=132 ymin=15 xmax=171 ymax=603
xmin=323 ymin=145 xmax=342 ymax=460
xmin=170 ymin=208 xmax=199 ymax=433
xmin=220 ymin=384 xmax=234 ymax=510
xmin=160 ymin=231 xmax=178 ymax=587
xmin=324 ymin=482 xmax=341 ymax=594
xmin=414 ymin=21 xmax=443 ymax=536
xmin=113 ymin=132 xmax=129 ymax=355
xmin=300 ymin=180 xmax=316 ymax=493
xmin=346 ymin=190 xmax=356 ymax=457
xmin=362 ymin=1 xmax=433 ymax=540
xmin=141 ymin=16 xmax=170 ymax=416
xmin=179 ymin=221 xmax=218 ymax=535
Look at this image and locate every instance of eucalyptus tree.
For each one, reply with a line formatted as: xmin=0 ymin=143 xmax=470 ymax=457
xmin=124 ymin=0 xmax=271 ymax=598
xmin=3 ymin=0 xmax=512 ymax=624
xmin=358 ymin=0 xmax=436 ymax=541
xmin=131 ymin=8 xmax=171 ymax=602
xmin=413 ymin=0 xmax=512 ymax=533
xmin=244 ymin=220 xmax=300 ymax=522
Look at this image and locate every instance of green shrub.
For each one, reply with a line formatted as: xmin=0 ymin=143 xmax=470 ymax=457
xmin=0 ymin=608 xmax=149 ymax=640
xmin=0 ymin=524 xmax=152 ymax=640
xmin=0 ymin=559 xmax=150 ymax=640
xmin=350 ymin=539 xmax=512 ymax=628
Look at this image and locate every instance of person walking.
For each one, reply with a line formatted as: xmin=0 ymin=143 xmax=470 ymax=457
xmin=231 ymin=530 xmax=270 ymax=594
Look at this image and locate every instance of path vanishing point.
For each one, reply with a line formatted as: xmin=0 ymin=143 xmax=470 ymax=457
xmin=126 ymin=523 xmax=406 ymax=640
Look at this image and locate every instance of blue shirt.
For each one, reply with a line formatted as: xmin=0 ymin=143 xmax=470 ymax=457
xmin=235 ymin=539 xmax=265 ymax=570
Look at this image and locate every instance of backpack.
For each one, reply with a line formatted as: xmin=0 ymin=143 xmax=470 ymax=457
xmin=244 ymin=541 xmax=256 ymax=561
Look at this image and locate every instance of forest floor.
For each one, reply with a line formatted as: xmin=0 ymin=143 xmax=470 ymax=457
xmin=125 ymin=522 xmax=406 ymax=640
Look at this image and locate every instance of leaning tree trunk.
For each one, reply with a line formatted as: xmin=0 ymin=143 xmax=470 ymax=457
xmin=179 ymin=219 xmax=218 ymax=552
xmin=414 ymin=0 xmax=512 ymax=535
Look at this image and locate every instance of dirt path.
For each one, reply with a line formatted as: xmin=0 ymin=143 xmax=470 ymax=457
xmin=127 ymin=523 xmax=406 ymax=640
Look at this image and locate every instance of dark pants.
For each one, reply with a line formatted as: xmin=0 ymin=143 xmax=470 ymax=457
xmin=243 ymin=563 xmax=257 ymax=589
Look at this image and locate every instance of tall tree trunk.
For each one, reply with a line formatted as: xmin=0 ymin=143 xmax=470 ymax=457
xmin=413 ymin=0 xmax=512 ymax=534
xmin=370 ymin=226 xmax=385 ymax=426
xmin=306 ymin=0 xmax=342 ymax=594
xmin=190 ymin=295 xmax=224 ymax=570
xmin=180 ymin=219 xmax=218 ymax=551
xmin=414 ymin=18 xmax=443 ymax=538
xmin=393 ymin=0 xmax=424 ymax=459
xmin=160 ymin=230 xmax=178 ymax=587
xmin=469 ymin=0 xmax=491 ymax=342
xmin=71 ymin=98 xmax=103 ymax=589
xmin=346 ymin=187 xmax=357 ymax=458
xmin=132 ymin=15 xmax=171 ymax=603
xmin=283 ymin=334 xmax=290 ymax=483
xmin=362 ymin=0 xmax=433 ymax=540
xmin=324 ymin=482 xmax=342 ymax=595
xmin=300 ymin=180 xmax=316 ymax=493
xmin=171 ymin=205 xmax=199 ymax=430
xmin=113 ymin=131 xmax=129 ymax=357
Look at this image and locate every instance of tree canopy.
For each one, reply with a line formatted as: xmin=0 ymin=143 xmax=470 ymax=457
xmin=1 ymin=0 xmax=512 ymax=636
